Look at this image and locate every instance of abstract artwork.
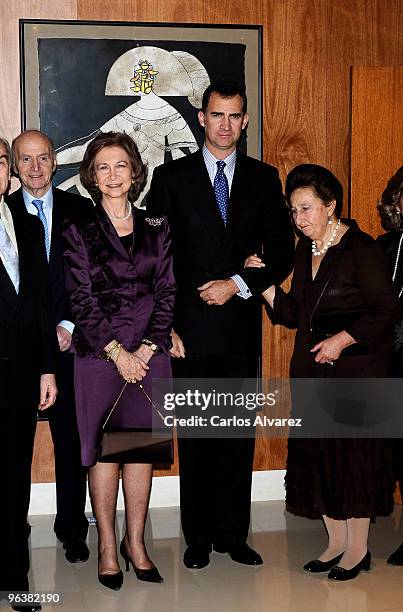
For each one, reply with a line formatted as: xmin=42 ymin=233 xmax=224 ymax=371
xmin=20 ymin=20 xmax=262 ymax=206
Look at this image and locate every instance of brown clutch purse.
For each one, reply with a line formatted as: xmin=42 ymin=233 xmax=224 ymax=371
xmin=98 ymin=381 xmax=173 ymax=465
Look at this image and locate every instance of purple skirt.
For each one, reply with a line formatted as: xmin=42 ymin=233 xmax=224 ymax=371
xmin=74 ymin=353 xmax=172 ymax=466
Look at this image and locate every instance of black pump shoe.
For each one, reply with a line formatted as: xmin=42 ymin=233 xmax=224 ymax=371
xmin=328 ymin=551 xmax=371 ymax=581
xmin=387 ymin=542 xmax=403 ymax=565
xmin=98 ymin=570 xmax=123 ymax=590
xmin=120 ymin=540 xmax=163 ymax=583
xmin=304 ymin=552 xmax=344 ymax=573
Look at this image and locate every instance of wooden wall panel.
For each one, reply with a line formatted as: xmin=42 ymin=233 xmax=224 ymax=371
xmin=351 ymin=66 xmax=403 ymax=236
xmin=1 ymin=0 xmax=401 ymax=480
xmin=326 ymin=1 xmax=402 ymax=202
xmin=0 ymin=0 xmax=77 ymax=144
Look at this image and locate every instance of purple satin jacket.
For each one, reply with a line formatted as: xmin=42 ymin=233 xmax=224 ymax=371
xmin=63 ymin=204 xmax=175 ymax=358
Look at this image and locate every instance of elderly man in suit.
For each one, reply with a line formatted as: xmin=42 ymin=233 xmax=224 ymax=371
xmin=0 ymin=136 xmax=57 ymax=612
xmin=7 ymin=130 xmax=93 ymax=563
xmin=149 ymin=80 xmax=295 ymax=569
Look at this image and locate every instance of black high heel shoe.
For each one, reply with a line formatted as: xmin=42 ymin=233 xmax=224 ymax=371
xmin=98 ymin=570 xmax=124 ymax=591
xmin=328 ymin=550 xmax=371 ymax=581
xmin=120 ymin=540 xmax=163 ymax=583
xmin=304 ymin=552 xmax=344 ymax=573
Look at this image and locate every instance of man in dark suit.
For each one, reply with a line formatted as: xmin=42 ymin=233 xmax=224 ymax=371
xmin=0 ymin=136 xmax=57 ymax=612
xmin=149 ymin=80 xmax=295 ymax=569
xmin=7 ymin=130 xmax=93 ymax=563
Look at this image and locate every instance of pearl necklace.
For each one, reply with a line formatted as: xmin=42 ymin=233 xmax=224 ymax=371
xmin=312 ymin=218 xmax=341 ymax=256
xmin=106 ymin=202 xmax=132 ymax=221
xmin=312 ymin=219 xmax=340 ymax=257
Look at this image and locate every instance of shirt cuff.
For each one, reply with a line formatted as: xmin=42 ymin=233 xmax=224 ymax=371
xmin=58 ymin=320 xmax=75 ymax=334
xmin=231 ymin=274 xmax=252 ymax=300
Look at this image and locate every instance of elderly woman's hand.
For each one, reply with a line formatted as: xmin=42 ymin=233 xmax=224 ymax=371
xmin=244 ymin=254 xmax=266 ymax=268
xmin=311 ymin=330 xmax=357 ymax=364
xmin=115 ymin=347 xmax=149 ymax=383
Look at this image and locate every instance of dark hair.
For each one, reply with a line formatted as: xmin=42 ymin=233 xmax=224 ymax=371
xmin=377 ymin=166 xmax=403 ymax=231
xmin=201 ymin=79 xmax=247 ymax=114
xmin=0 ymin=137 xmax=11 ymax=165
xmin=285 ymin=163 xmax=343 ymax=218
xmin=80 ymin=132 xmax=147 ymax=204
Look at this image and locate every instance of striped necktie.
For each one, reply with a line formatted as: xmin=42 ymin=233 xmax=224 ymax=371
xmin=32 ymin=199 xmax=50 ymax=260
xmin=0 ymin=216 xmax=19 ymax=292
xmin=214 ymin=160 xmax=229 ymax=225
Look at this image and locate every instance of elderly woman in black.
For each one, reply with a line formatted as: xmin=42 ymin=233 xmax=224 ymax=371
xmin=376 ymin=165 xmax=403 ymax=565
xmin=246 ymin=164 xmax=400 ymax=580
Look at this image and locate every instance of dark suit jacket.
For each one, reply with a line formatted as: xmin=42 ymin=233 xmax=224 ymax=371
xmin=0 ymin=205 xmax=57 ymax=405
xmin=148 ymin=149 xmax=294 ymax=355
xmin=6 ymin=187 xmax=93 ymax=327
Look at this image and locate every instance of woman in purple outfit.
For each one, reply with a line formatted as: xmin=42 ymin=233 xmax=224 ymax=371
xmin=63 ymin=132 xmax=175 ymax=590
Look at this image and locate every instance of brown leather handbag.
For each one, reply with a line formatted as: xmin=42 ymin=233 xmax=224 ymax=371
xmin=98 ymin=382 xmax=173 ymax=465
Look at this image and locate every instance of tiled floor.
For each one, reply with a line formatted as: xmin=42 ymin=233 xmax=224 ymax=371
xmin=4 ymin=501 xmax=403 ymax=612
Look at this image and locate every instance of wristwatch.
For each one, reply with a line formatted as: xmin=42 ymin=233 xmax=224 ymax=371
xmin=142 ymin=338 xmax=159 ymax=353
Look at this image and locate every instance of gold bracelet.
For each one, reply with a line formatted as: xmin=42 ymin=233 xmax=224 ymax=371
xmin=105 ymin=340 xmax=122 ymax=362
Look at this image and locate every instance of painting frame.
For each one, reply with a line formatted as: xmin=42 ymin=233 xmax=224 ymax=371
xmin=20 ymin=19 xmax=263 ymax=180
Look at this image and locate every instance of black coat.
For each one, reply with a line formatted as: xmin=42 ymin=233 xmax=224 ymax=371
xmin=7 ymin=187 xmax=93 ymax=326
xmin=148 ymin=149 xmax=294 ymax=356
xmin=269 ymin=221 xmax=401 ymax=378
xmin=0 ymin=206 xmax=57 ymax=404
xmin=377 ymin=230 xmax=403 ymax=373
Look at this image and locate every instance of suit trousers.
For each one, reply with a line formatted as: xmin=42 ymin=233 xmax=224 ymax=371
xmin=47 ymin=350 xmax=88 ymax=541
xmin=0 ymin=368 xmax=37 ymax=591
xmin=173 ymin=352 xmax=258 ymax=551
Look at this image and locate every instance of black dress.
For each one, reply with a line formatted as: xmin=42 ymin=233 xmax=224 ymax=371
xmin=267 ymin=221 xmax=400 ymax=520
xmin=377 ymin=229 xmax=403 ymax=489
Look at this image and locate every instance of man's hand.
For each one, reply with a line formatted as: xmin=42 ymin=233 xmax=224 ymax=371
xmin=198 ymin=279 xmax=238 ymax=306
xmin=170 ymin=329 xmax=185 ymax=358
xmin=38 ymin=374 xmax=57 ymax=411
xmin=56 ymin=325 xmax=72 ymax=352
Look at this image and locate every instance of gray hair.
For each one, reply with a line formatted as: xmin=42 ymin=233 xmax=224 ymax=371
xmin=0 ymin=137 xmax=11 ymax=165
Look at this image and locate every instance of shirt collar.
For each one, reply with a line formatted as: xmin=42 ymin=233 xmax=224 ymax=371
xmin=202 ymin=144 xmax=237 ymax=173
xmin=22 ymin=184 xmax=53 ymax=210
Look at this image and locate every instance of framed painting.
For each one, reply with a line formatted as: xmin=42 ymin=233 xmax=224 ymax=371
xmin=20 ymin=19 xmax=262 ymax=206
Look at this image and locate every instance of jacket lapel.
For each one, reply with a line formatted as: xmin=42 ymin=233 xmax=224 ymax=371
xmin=226 ymin=152 xmax=249 ymax=232
xmin=190 ymin=151 xmax=226 ymax=245
xmin=49 ymin=187 xmax=64 ymax=266
xmin=0 ymin=258 xmax=18 ymax=317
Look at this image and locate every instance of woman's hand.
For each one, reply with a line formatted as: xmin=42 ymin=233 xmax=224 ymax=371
xmin=311 ymin=330 xmax=356 ymax=364
xmin=38 ymin=374 xmax=58 ymax=411
xmin=244 ymin=253 xmax=265 ymax=268
xmin=115 ymin=347 xmax=149 ymax=382
xmin=134 ymin=344 xmax=154 ymax=366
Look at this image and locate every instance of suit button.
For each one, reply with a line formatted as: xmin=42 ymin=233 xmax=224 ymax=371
xmin=127 ymin=264 xmax=135 ymax=271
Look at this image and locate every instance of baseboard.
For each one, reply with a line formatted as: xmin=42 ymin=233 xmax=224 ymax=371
xmin=28 ymin=469 xmax=286 ymax=516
